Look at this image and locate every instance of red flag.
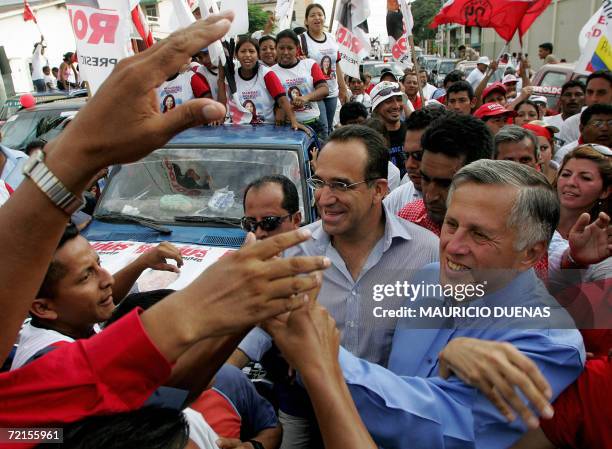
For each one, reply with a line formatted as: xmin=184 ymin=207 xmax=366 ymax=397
xmin=518 ymin=0 xmax=552 ymax=41
xmin=23 ymin=0 xmax=37 ymax=23
xmin=430 ymin=0 xmax=537 ymax=42
xmin=130 ymin=3 xmax=154 ymax=48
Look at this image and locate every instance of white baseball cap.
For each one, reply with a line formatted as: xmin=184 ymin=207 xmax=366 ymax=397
xmin=477 ymin=56 xmax=490 ymax=66
xmin=371 ymin=81 xmax=403 ymax=110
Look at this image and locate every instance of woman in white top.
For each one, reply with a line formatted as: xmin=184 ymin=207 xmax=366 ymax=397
xmin=299 ymin=3 xmax=349 ymax=137
xmin=258 ymin=35 xmax=277 ymax=68
xmin=218 ymin=37 xmax=305 ymax=132
xmin=549 ymin=145 xmax=611 ymax=282
xmin=273 ymin=29 xmax=329 ymax=137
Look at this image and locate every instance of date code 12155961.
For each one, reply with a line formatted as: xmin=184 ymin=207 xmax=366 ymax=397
xmin=0 ymin=428 xmax=63 ymax=443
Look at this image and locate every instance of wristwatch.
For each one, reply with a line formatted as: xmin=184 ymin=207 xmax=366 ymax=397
xmin=22 ymin=149 xmax=84 ymax=215
xmin=248 ymin=440 xmax=265 ymax=449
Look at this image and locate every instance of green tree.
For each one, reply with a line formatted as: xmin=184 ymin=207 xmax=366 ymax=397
xmin=412 ymin=0 xmax=439 ymax=43
xmin=248 ymin=3 xmax=269 ymax=34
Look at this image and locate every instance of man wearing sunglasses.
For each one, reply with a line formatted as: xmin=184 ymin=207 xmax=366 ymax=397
xmin=241 ymin=175 xmax=301 ymax=240
xmin=398 ymin=113 xmax=494 ymax=235
xmin=384 ymin=108 xmax=448 ymax=214
xmin=234 ymin=125 xmax=439 ymax=447
xmin=370 ymin=81 xmax=408 ymax=179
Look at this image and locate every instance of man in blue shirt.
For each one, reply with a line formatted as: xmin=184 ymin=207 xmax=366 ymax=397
xmin=0 ymin=144 xmax=27 ymax=189
xmin=268 ymin=160 xmax=585 ymax=449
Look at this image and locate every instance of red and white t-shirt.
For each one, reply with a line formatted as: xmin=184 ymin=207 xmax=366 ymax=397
xmin=157 ymin=71 xmax=211 ymax=113
xmin=272 ymin=58 xmax=326 ymax=123
xmin=228 ymin=63 xmax=286 ymax=125
xmin=300 ymin=31 xmax=341 ymax=98
xmin=10 ymin=321 xmax=76 ymax=370
xmin=195 ymin=64 xmax=219 ymax=101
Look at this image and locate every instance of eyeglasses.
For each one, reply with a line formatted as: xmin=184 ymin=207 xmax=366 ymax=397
xmin=588 ymin=119 xmax=612 ymax=129
xmin=404 ymin=150 xmax=424 ymax=161
xmin=307 ymin=177 xmax=374 ymax=192
xmin=240 ymin=214 xmax=293 ymax=233
xmin=372 ymin=85 xmax=401 ymax=101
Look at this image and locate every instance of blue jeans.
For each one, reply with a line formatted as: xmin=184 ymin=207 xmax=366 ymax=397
xmin=316 ymin=96 xmax=338 ymax=138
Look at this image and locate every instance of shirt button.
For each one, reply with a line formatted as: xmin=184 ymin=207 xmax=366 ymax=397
xmin=427 ymin=357 xmax=433 ymax=364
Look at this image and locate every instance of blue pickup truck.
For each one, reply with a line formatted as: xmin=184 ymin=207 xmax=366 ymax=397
xmin=83 ymin=124 xmax=319 ymax=290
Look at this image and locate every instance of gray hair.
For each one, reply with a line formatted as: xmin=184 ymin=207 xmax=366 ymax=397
xmin=494 ymin=125 xmax=539 ymax=161
xmin=447 ymin=160 xmax=559 ymax=250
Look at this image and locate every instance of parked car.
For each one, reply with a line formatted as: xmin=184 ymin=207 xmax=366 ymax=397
xmin=421 ymin=56 xmax=440 ymax=75
xmin=0 ymin=98 xmax=85 ymax=151
xmin=82 ymin=124 xmax=319 ymax=290
xmin=531 ymin=63 xmax=588 ymax=111
xmin=360 ymin=61 xmax=404 ymax=84
xmin=0 ymin=89 xmax=86 ymax=128
xmin=435 ymin=59 xmax=459 ymax=86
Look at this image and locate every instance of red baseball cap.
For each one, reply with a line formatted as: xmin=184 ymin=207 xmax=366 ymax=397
xmin=523 ymin=122 xmax=558 ymax=141
xmin=482 ymin=82 xmax=507 ymax=100
xmin=474 ymin=102 xmax=517 ymax=119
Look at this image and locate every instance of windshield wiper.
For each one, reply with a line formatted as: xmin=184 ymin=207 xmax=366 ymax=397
xmin=95 ymin=212 xmax=172 ymax=234
xmin=174 ymin=216 xmax=241 ymax=227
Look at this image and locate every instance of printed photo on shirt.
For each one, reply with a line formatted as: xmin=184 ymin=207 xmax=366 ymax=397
xmin=162 ymin=94 xmax=177 ymax=113
xmin=320 ymin=55 xmax=335 ymax=80
xmin=243 ymin=100 xmax=263 ymax=124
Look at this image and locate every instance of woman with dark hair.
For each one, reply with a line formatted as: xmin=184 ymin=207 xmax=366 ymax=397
xmin=58 ymin=52 xmax=78 ymax=90
xmin=162 ymin=95 xmax=176 ymax=113
xmin=219 ymin=37 xmax=306 ymax=131
xmin=258 ymin=35 xmax=277 ymax=67
xmin=523 ymin=121 xmax=559 ymax=184
xmin=549 ymin=145 xmax=612 ymax=282
xmin=299 ymin=3 xmax=349 ymax=137
xmin=273 ymin=29 xmax=329 ymax=135
xmin=514 ymin=100 xmax=541 ymax=126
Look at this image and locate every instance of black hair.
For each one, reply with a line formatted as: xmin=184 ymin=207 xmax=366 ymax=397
xmin=41 ymin=407 xmax=189 ymax=449
xmin=327 ymin=125 xmax=388 ymax=180
xmin=515 ymin=100 xmax=541 ymax=118
xmin=580 ymin=103 xmax=612 ymax=127
xmin=421 ymin=112 xmax=494 ymax=165
xmin=446 ymin=80 xmax=475 ymax=100
xmin=561 ymin=79 xmax=586 ymax=95
xmin=305 ymin=3 xmax=325 ymax=21
xmin=293 ymin=26 xmax=307 ymax=35
xmin=259 ymin=35 xmax=276 ymax=46
xmin=340 ymin=101 xmax=368 ymax=125
xmin=106 ymin=289 xmax=175 ymax=327
xmin=586 ymin=70 xmax=612 ymax=89
xmin=443 ymin=70 xmax=464 ymax=88
xmin=539 ymin=42 xmax=553 ymax=53
xmin=243 ymin=175 xmax=300 ymax=214
xmin=63 ymin=52 xmax=74 ymax=61
xmin=276 ymin=29 xmax=300 ymax=46
xmin=37 ymin=222 xmax=80 ymax=299
xmin=458 ymin=45 xmax=466 ymax=51
xmin=405 ymin=108 xmax=448 ymax=131
xmin=363 ymin=117 xmax=389 ymax=146
xmin=25 ymin=139 xmax=45 ymax=156
xmin=235 ymin=36 xmax=259 ymax=55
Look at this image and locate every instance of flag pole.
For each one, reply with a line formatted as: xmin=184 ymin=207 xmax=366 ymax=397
xmin=329 ymin=0 xmax=338 ymax=32
xmin=408 ymin=35 xmax=425 ymax=107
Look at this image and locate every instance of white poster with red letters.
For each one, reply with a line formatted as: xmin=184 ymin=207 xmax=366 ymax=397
xmin=66 ymin=0 xmax=133 ymax=94
xmin=92 ymin=241 xmax=236 ymax=292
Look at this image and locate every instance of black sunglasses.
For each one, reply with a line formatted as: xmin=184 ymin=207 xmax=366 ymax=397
xmin=404 ymin=150 xmax=424 ymax=162
xmin=372 ymin=85 xmax=401 ymax=101
xmin=241 ymin=214 xmax=293 ymax=233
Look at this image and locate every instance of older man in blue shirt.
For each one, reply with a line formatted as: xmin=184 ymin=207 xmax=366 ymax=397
xmin=0 ymin=144 xmax=27 ymax=188
xmin=268 ymin=160 xmax=585 ymax=449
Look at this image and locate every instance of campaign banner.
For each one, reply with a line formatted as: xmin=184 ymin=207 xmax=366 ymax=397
xmin=335 ymin=0 xmax=371 ymax=79
xmin=66 ymin=1 xmax=132 ymax=94
xmin=336 ymin=24 xmax=366 ymax=79
xmin=92 ymin=240 xmax=236 ymax=292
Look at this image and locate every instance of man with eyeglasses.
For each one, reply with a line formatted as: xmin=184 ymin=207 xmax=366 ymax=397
xmin=370 ymin=81 xmax=408 ymax=178
xmin=240 ymin=175 xmax=301 ymax=240
xmin=544 ymin=80 xmax=585 ymax=133
xmin=554 ymin=103 xmax=612 ymax=163
xmin=384 ymin=108 xmax=448 ymax=214
xmin=398 ymin=113 xmax=494 ymax=235
xmin=233 ymin=125 xmax=439 ymax=448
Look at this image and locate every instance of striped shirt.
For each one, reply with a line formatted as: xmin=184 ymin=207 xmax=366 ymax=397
xmin=239 ymin=205 xmax=439 ymax=366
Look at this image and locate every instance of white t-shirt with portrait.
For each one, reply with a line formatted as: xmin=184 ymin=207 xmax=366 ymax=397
xmin=300 ymin=31 xmax=341 ymax=98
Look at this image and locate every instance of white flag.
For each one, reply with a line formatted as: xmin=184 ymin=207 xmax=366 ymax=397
xmin=199 ymin=0 xmax=226 ymax=66
xmin=169 ymin=0 xmax=196 ymax=31
xmin=335 ymin=0 xmax=371 ymax=79
xmin=276 ymin=0 xmax=295 ymax=32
